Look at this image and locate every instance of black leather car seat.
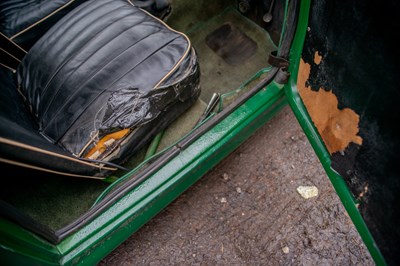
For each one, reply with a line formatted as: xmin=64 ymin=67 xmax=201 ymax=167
xmin=0 ymin=0 xmax=201 ymax=178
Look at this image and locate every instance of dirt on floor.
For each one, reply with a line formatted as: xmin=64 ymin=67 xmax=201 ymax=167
xmin=99 ymin=105 xmax=374 ymax=265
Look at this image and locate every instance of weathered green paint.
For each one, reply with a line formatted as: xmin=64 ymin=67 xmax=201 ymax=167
xmin=284 ymin=0 xmax=386 ymax=265
xmin=0 ymin=219 xmax=61 ymax=265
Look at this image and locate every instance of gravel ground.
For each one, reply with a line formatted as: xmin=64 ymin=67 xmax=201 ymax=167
xmin=100 ymin=105 xmax=374 ymax=265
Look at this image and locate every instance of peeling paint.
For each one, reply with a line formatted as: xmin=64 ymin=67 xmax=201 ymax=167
xmin=297 ymin=52 xmax=362 ymax=154
xmin=314 ymin=52 xmax=322 ymax=65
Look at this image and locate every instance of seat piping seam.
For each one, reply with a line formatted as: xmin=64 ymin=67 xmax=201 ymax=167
xmin=0 ymin=137 xmax=116 ymax=170
xmin=0 ymin=31 xmax=27 ymax=53
xmin=0 ymin=158 xmax=106 ymax=179
xmin=10 ymin=0 xmax=77 ymax=40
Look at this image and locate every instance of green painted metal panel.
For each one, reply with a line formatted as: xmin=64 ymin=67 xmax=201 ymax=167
xmin=0 ymin=219 xmax=61 ymax=265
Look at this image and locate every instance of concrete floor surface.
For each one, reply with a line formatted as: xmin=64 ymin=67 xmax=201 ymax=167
xmin=100 ymin=105 xmax=374 ymax=265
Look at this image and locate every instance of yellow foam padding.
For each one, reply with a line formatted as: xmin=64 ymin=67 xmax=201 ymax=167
xmin=85 ymin=129 xmax=130 ymax=159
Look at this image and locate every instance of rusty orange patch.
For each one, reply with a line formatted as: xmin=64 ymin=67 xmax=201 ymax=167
xmin=314 ymin=52 xmax=322 ymax=65
xmin=297 ymin=52 xmax=362 ymax=154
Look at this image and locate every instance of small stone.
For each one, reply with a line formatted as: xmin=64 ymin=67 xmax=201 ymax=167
xmin=236 ymin=187 xmax=242 ymax=193
xmin=192 ymin=254 xmax=196 ymax=257
xmin=221 ymin=197 xmax=227 ymax=203
xmin=296 ymin=185 xmax=318 ymax=199
xmin=223 ymin=173 xmax=229 ymax=180
xmin=282 ymin=246 xmax=290 ymax=254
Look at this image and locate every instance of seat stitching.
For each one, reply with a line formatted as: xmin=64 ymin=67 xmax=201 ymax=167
xmin=134 ymin=7 xmax=192 ymax=88
xmin=0 ymin=63 xmax=16 ymax=72
xmin=40 ymin=28 xmax=161 ymax=126
xmin=40 ymin=9 xmax=138 ymax=100
xmin=54 ymin=35 xmax=182 ymax=144
xmin=10 ymin=0 xmax=77 ymax=40
xmin=0 ymin=158 xmax=107 ymax=179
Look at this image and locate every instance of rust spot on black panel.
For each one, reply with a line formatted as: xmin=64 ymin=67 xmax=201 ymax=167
xmin=297 ymin=52 xmax=362 ymax=154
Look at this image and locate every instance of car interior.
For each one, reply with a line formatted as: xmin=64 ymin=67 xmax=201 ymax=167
xmin=0 ymin=0 xmax=285 ymax=243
